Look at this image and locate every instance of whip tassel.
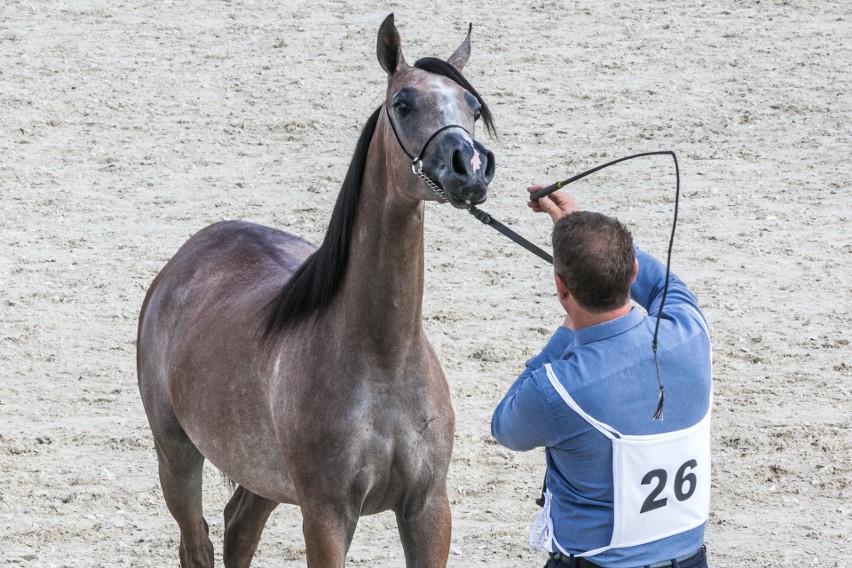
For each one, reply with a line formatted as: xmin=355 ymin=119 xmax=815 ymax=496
xmin=653 ymin=384 xmax=665 ymax=421
xmin=652 ymin=341 xmax=665 ymax=420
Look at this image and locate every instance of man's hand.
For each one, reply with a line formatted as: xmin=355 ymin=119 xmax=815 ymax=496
xmin=527 ymin=185 xmax=578 ymax=223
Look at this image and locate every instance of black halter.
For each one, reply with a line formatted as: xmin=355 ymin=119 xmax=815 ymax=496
xmin=385 ymin=105 xmax=473 ymax=164
xmin=385 ymin=106 xmax=475 ymax=205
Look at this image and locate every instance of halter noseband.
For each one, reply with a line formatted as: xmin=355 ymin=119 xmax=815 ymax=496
xmin=384 ymin=106 xmax=473 ymax=205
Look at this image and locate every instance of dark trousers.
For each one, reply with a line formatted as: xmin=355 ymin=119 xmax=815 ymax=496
xmin=543 ymin=545 xmax=708 ymax=568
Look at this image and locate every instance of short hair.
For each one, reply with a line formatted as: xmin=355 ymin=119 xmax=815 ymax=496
xmin=552 ymin=211 xmax=635 ymax=313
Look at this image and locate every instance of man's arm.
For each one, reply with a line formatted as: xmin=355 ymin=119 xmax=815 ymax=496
xmin=492 ymin=187 xmax=577 ymax=451
xmin=491 ymin=327 xmax=573 ymax=451
xmin=631 ymin=247 xmax=704 ymax=320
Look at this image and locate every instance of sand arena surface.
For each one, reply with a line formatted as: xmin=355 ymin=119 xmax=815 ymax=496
xmin=1 ymin=1 xmax=849 ymax=566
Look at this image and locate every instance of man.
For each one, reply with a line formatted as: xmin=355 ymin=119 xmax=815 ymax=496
xmin=492 ymin=188 xmax=712 ymax=568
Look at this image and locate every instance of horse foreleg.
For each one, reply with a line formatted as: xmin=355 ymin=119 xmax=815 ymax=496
xmin=154 ymin=440 xmax=214 ymax=568
xmin=222 ymin=485 xmax=279 ymax=568
xmin=300 ymin=501 xmax=359 ymax=568
xmin=396 ymin=488 xmax=452 ymax=568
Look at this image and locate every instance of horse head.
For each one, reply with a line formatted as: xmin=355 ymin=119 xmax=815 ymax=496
xmin=377 ymin=14 xmax=496 ymax=209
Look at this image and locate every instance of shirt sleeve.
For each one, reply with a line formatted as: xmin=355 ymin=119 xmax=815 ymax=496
xmin=631 ymin=246 xmax=705 ymax=324
xmin=491 ymin=326 xmax=574 ymax=451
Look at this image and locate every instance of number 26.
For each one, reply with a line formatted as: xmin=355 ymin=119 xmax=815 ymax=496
xmin=640 ymin=459 xmax=698 ymax=514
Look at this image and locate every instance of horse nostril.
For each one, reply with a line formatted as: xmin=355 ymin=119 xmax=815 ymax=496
xmin=484 ymin=150 xmax=496 ymax=179
xmin=451 ymin=149 xmax=466 ymax=176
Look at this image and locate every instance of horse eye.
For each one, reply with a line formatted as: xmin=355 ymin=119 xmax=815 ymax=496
xmin=394 ymin=101 xmax=411 ymax=116
xmin=474 ymin=109 xmax=482 ymax=121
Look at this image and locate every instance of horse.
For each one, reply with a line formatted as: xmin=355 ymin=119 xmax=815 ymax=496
xmin=137 ymin=13 xmax=495 ymax=568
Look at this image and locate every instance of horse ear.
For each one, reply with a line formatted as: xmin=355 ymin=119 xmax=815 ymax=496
xmin=446 ymin=23 xmax=472 ymax=72
xmin=377 ymin=13 xmax=407 ymax=76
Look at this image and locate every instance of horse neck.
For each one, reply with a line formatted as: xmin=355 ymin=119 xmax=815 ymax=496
xmin=334 ymin=120 xmax=427 ymax=359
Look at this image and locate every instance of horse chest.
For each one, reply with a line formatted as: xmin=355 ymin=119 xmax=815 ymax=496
xmin=279 ymin=370 xmax=454 ymax=493
xmin=344 ymin=396 xmax=454 ymax=514
xmin=317 ymin=378 xmax=452 ymax=456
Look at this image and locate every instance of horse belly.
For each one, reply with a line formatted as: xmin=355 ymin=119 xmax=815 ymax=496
xmin=139 ymin=221 xmax=315 ymax=504
xmin=165 ymin=314 xmax=301 ymax=504
xmin=177 ymin=381 xmax=297 ymax=502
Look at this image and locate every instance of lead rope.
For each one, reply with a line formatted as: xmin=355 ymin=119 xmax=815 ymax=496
xmin=387 ymin=103 xmax=680 ymax=418
xmin=468 ymin=206 xmax=554 ymax=264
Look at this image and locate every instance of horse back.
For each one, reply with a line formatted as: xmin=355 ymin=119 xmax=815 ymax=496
xmin=140 ymin=220 xmax=314 ymax=327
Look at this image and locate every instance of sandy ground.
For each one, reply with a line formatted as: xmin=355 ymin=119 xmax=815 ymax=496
xmin=1 ymin=1 xmax=850 ymax=566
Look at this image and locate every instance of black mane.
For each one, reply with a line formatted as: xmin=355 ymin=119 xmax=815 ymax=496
xmin=263 ymin=106 xmax=381 ymax=338
xmin=264 ymin=61 xmax=495 ymax=338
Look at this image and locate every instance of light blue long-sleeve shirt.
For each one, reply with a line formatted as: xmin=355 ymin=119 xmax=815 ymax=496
xmin=492 ymin=247 xmax=712 ymax=567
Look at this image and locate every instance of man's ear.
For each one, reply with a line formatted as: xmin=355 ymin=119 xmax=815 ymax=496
xmin=554 ymin=272 xmax=570 ymax=300
xmin=632 ymin=259 xmax=639 ymax=284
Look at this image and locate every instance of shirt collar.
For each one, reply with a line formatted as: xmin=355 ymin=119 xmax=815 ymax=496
xmin=574 ymin=306 xmax=644 ymax=345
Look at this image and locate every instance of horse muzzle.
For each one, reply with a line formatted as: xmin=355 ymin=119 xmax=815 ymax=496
xmin=422 ymin=131 xmax=495 ymax=208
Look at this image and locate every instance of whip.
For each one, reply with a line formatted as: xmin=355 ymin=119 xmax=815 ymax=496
xmin=467 ymin=150 xmax=681 ymax=420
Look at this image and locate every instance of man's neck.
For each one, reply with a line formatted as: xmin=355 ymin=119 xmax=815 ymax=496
xmin=569 ymin=302 xmax=632 ymax=330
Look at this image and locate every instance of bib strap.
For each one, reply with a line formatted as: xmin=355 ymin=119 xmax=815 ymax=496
xmin=544 ymin=364 xmax=621 ymax=440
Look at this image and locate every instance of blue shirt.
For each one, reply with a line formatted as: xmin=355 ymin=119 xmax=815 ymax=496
xmin=492 ymin=247 xmax=712 ymax=567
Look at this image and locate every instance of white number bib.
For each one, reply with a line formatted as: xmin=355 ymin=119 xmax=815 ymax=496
xmin=536 ymin=364 xmax=711 ymax=558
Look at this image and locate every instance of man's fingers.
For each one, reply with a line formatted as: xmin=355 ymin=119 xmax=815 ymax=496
xmin=550 ymin=191 xmax=573 ymax=206
xmin=527 ymin=184 xmax=578 ymax=219
xmin=538 ymin=196 xmax=563 ymax=222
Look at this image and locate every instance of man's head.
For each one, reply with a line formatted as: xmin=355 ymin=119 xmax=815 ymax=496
xmin=552 ymin=211 xmax=636 ymax=313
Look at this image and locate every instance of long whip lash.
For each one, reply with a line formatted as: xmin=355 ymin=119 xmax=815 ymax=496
xmin=468 ymin=151 xmax=681 ymax=419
